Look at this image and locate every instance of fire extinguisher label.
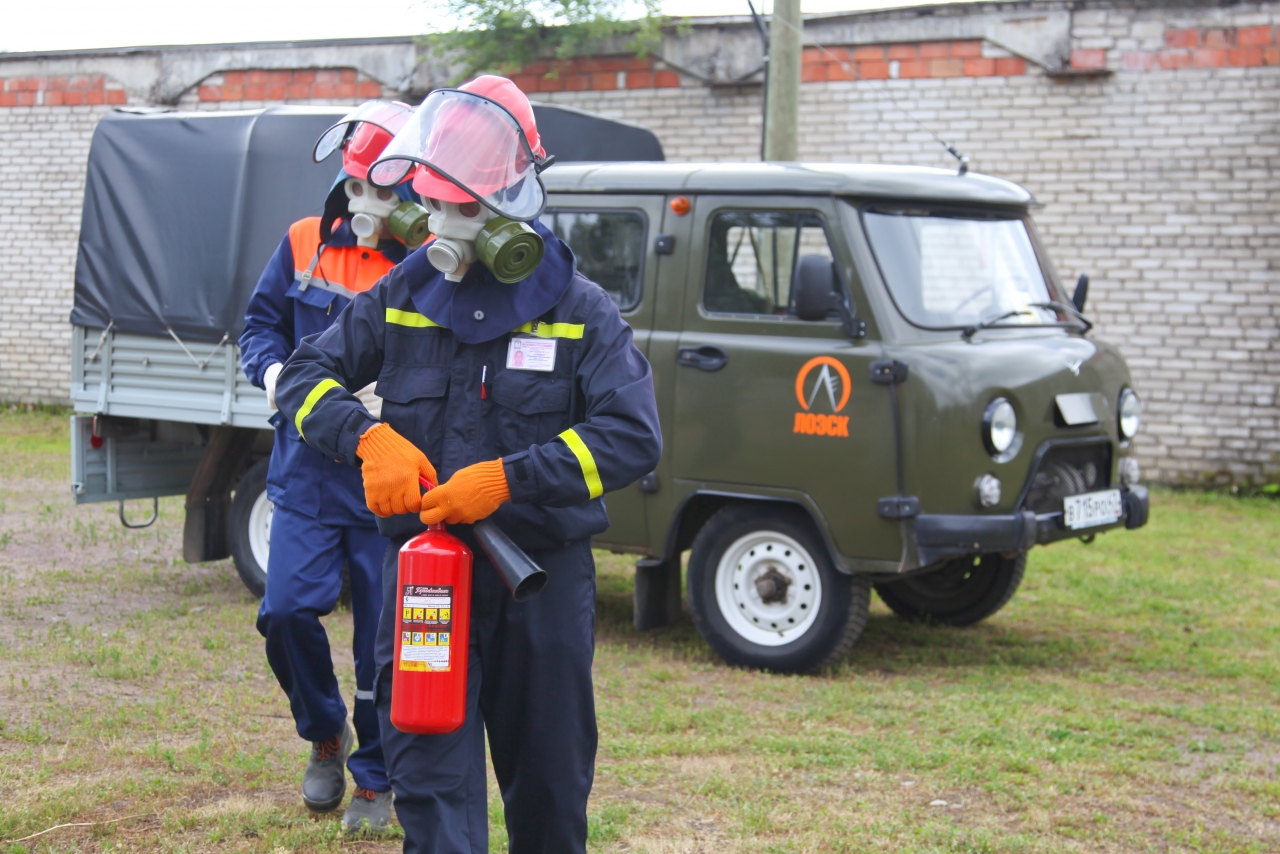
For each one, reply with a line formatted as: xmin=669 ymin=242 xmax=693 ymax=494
xmin=399 ymin=584 xmax=453 ymax=672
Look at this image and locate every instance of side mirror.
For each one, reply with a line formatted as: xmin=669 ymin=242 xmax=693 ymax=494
xmin=794 ymin=254 xmax=840 ymax=321
xmin=1072 ymin=273 xmax=1089 ymax=313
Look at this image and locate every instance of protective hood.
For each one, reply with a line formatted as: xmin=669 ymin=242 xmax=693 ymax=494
xmin=320 ymin=169 xmax=420 ymax=244
xmin=369 ymin=88 xmax=551 ymax=221
xmin=403 ymin=218 xmax=574 ymax=344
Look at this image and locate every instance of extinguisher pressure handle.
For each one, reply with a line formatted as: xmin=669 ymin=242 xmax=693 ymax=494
xmin=418 ymin=475 xmax=549 ymax=601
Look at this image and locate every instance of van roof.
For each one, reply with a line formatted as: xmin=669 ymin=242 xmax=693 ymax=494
xmin=541 ymin=161 xmax=1033 ymax=207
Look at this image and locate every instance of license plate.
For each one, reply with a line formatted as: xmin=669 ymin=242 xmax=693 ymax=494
xmin=1062 ymin=489 xmax=1123 ymax=530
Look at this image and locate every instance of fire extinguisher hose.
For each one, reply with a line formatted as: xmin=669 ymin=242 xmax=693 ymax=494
xmin=419 ymin=475 xmax=549 ymax=601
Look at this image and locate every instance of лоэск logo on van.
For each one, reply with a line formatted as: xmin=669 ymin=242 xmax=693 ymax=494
xmin=793 ymin=357 xmax=850 ymax=438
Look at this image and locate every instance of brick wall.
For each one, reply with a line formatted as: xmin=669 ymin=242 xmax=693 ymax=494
xmin=2 ymin=1 xmax=1279 ymax=483
xmin=177 ymin=68 xmax=383 ymax=109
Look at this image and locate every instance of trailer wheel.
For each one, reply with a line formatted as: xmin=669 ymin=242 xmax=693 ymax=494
xmin=687 ymin=504 xmax=869 ymax=673
xmin=874 ymin=552 xmax=1027 ymax=627
xmin=230 ymin=457 xmax=272 ymax=598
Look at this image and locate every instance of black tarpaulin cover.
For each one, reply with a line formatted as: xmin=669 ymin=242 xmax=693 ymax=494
xmin=72 ymin=103 xmax=665 ymax=343
xmin=73 ymin=106 xmax=344 ymax=342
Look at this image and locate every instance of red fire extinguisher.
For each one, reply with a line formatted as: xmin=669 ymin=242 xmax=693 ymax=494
xmin=390 ymin=476 xmax=549 ymax=735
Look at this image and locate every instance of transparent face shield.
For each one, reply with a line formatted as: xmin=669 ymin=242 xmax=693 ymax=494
xmin=368 ymin=89 xmax=552 ymax=222
xmin=312 ymin=100 xmax=414 ymax=163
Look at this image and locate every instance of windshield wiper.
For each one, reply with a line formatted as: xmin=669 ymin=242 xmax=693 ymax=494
xmin=1027 ymin=301 xmax=1093 ymax=333
xmin=961 ymin=309 xmax=1032 ymax=340
xmin=961 ymin=302 xmax=1092 ymax=340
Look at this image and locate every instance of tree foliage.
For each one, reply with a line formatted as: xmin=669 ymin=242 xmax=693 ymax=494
xmin=425 ymin=0 xmax=668 ymax=82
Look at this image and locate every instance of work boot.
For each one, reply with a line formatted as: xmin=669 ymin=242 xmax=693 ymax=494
xmin=302 ymin=721 xmax=353 ymax=813
xmin=341 ymin=787 xmax=394 ymax=834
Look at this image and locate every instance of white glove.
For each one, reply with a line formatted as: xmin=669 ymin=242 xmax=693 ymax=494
xmin=263 ymin=362 xmax=283 ymax=411
xmin=355 ymin=382 xmax=383 ymax=420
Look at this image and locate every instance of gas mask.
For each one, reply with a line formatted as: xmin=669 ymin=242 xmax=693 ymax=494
xmin=344 ymin=178 xmax=399 ymax=247
xmin=425 ymin=198 xmax=544 ymax=284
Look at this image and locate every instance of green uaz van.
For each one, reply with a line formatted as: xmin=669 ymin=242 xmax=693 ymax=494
xmin=541 ymin=162 xmax=1148 ymax=673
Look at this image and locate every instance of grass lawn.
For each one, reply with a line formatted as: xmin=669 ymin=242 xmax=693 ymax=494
xmin=0 ymin=407 xmax=1277 ymax=852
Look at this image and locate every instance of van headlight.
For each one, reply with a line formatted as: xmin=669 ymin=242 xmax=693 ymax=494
xmin=1118 ymin=389 xmax=1141 ymax=439
xmin=983 ymin=398 xmax=1017 ymax=456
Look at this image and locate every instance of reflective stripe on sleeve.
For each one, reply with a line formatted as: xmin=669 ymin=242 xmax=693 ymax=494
xmin=515 ymin=321 xmax=585 ymax=339
xmin=558 ymin=428 xmax=604 ymax=499
xmin=386 ymin=308 xmax=442 ymax=328
xmin=294 ymin=378 xmax=343 ymax=438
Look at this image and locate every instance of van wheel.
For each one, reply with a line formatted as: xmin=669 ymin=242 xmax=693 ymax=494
xmin=687 ymin=504 xmax=869 ymax=673
xmin=229 ymin=457 xmax=272 ymax=598
xmin=875 ymin=552 xmax=1027 ymax=627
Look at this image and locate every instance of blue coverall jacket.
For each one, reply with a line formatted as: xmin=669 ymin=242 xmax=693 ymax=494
xmin=274 ymin=220 xmax=663 ymax=549
xmin=240 ymin=220 xmax=407 ymax=525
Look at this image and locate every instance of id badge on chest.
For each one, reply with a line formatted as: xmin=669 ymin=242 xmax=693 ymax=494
xmin=507 ymin=337 xmax=557 ymax=372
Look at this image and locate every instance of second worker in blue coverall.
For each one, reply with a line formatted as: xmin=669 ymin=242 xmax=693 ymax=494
xmin=240 ymin=100 xmax=423 ymax=831
xmin=275 ymin=77 xmax=662 ymax=852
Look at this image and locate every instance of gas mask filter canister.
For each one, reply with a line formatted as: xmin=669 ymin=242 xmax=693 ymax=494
xmin=426 ymin=199 xmax=544 ymax=283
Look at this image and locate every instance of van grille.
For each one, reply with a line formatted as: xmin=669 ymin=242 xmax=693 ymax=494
xmin=1021 ymin=442 xmax=1113 ymax=515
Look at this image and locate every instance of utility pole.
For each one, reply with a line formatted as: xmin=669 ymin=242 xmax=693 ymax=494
xmin=763 ymin=0 xmax=801 ymax=161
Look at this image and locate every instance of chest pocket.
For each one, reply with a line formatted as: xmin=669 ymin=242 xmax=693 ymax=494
xmin=285 ymin=279 xmax=341 ymax=311
xmin=376 ymin=364 xmax=450 ymax=461
xmin=490 ymin=369 xmax=572 ymax=455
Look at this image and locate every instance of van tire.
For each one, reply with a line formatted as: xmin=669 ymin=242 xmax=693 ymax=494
xmin=687 ymin=504 xmax=869 ymax=673
xmin=875 ymin=552 xmax=1027 ymax=627
xmin=229 ymin=457 xmax=272 ymax=599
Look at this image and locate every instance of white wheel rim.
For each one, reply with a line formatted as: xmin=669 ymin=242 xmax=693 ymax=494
xmin=248 ymin=490 xmax=274 ymax=575
xmin=714 ymin=530 xmax=823 ymax=646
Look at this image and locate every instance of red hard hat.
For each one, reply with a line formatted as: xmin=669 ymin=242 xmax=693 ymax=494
xmin=412 ymin=75 xmax=545 ymax=204
xmin=343 ymin=121 xmax=397 ymax=181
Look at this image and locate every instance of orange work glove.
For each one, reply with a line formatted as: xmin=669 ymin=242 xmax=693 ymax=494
xmin=356 ymin=423 xmax=438 ymax=517
xmin=419 ymin=459 xmax=511 ymax=526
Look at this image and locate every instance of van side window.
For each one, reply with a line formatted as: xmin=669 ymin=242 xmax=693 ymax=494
xmin=704 ymin=211 xmax=835 ymax=316
xmin=540 ymin=209 xmax=646 ymax=311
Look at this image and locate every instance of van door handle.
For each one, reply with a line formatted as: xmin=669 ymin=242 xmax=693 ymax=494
xmin=677 ymin=345 xmax=728 ymax=372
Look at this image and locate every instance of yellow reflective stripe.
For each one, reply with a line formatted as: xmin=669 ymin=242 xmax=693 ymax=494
xmin=558 ymin=428 xmax=604 ymax=499
xmin=514 ymin=321 xmax=585 ymax=339
xmin=294 ymin=379 xmax=342 ymax=438
xmin=386 ymin=308 xmax=442 ymax=328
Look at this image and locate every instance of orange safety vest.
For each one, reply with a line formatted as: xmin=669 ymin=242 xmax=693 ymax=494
xmin=288 ymin=217 xmax=396 ymax=301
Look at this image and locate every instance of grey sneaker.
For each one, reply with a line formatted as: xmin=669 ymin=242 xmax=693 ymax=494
xmin=341 ymin=787 xmax=394 ymax=834
xmin=302 ymin=721 xmax=353 ymax=812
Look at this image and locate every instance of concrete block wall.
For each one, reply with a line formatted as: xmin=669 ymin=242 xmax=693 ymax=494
xmin=1 ymin=0 xmax=1278 ymax=484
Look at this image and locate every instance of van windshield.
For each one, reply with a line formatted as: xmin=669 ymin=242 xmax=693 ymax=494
xmin=862 ymin=211 xmax=1057 ymax=330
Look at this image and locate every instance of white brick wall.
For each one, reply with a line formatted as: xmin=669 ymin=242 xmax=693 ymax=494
xmin=2 ymin=1 xmax=1279 ymax=484
xmin=0 ymin=104 xmax=111 ymax=405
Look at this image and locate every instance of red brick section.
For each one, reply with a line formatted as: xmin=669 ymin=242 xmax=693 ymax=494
xmin=1123 ymin=26 xmax=1280 ymax=71
xmin=801 ymin=41 xmax=1025 ymax=81
xmin=0 ymin=75 xmax=126 ymax=107
xmin=511 ymin=41 xmax=1026 ymax=92
xmin=197 ymin=68 xmax=381 ymax=102
xmin=511 ymin=56 xmax=674 ymax=93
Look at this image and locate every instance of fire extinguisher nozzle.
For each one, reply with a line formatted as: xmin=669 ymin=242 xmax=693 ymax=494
xmin=472 ymin=519 xmax=549 ymax=601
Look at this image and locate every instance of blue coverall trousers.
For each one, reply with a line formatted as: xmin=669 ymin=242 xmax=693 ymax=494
xmin=258 ymin=503 xmax=390 ymax=792
xmin=375 ymin=534 xmax=597 ymax=854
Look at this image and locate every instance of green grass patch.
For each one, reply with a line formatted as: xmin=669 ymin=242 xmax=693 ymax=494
xmin=0 ymin=408 xmax=1277 ymax=852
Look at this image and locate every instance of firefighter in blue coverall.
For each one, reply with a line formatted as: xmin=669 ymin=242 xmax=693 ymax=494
xmin=275 ymin=77 xmax=662 ymax=852
xmin=239 ymin=101 xmax=427 ymax=832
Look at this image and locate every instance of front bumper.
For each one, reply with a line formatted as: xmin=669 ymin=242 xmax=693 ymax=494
xmin=913 ymin=485 xmax=1149 ymax=567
